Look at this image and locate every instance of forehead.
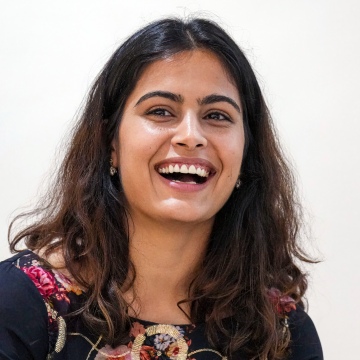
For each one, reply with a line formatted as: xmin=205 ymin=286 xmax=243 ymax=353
xmin=127 ymin=50 xmax=240 ymax=104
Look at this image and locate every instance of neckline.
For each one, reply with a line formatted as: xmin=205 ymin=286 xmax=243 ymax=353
xmin=129 ymin=316 xmax=197 ymax=328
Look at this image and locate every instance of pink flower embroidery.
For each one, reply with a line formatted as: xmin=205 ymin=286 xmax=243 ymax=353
xmin=267 ymin=287 xmax=296 ymax=314
xmin=21 ymin=266 xmax=58 ymax=299
xmin=94 ymin=344 xmax=131 ymax=360
xmin=130 ymin=322 xmax=146 ymax=337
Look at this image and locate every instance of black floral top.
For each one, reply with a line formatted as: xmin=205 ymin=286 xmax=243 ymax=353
xmin=0 ymin=251 xmax=323 ymax=360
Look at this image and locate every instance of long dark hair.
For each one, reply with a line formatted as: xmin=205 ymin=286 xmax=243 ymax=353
xmin=10 ymin=18 xmax=312 ymax=359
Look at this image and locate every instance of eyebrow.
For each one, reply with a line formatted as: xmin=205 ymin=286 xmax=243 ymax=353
xmin=198 ymin=94 xmax=241 ymax=113
xmin=134 ymin=91 xmax=241 ymax=114
xmin=135 ymin=91 xmax=184 ymax=106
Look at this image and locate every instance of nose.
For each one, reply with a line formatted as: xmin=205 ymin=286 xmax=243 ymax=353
xmin=171 ymin=112 xmax=207 ymax=150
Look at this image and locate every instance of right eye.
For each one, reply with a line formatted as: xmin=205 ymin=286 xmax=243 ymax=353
xmin=146 ymin=108 xmax=173 ymax=117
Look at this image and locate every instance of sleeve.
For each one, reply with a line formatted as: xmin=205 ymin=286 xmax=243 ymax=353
xmin=0 ymin=260 xmax=49 ymax=360
xmin=288 ymin=306 xmax=323 ymax=360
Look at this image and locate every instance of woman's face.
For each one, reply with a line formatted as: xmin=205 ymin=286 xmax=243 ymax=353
xmin=112 ymin=50 xmax=245 ymax=226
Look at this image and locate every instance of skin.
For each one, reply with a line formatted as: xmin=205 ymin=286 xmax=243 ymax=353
xmin=111 ymin=50 xmax=245 ymax=324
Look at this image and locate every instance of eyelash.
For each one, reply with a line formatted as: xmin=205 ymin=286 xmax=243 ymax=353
xmin=145 ymin=107 xmax=232 ymax=122
xmin=146 ymin=108 xmax=173 ymax=117
xmin=204 ymin=111 xmax=231 ymax=122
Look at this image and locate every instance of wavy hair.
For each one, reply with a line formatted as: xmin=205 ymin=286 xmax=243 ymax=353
xmin=10 ymin=18 xmax=312 ymax=359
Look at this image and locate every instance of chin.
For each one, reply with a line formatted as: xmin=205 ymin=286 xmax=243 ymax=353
xmin=153 ymin=201 xmax=217 ymax=225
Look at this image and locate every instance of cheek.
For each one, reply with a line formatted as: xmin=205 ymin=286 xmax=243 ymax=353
xmin=221 ymin=134 xmax=245 ymax=175
xmin=118 ymin=130 xmax=165 ymax=174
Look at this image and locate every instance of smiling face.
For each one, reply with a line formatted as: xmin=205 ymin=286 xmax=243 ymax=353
xmin=111 ymin=50 xmax=245 ymax=227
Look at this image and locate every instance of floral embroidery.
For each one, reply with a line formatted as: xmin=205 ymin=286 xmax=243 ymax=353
xmin=21 ymin=265 xmax=59 ymax=299
xmin=95 ymin=322 xmax=193 ymax=360
xmin=53 ymin=269 xmax=83 ymax=295
xmin=130 ymin=322 xmax=146 ymax=337
xmin=267 ymin=287 xmax=296 ymax=314
xmin=165 ymin=342 xmax=180 ymax=359
xmin=18 ymin=254 xmax=83 ymax=308
xmin=94 ymin=344 xmax=132 ymax=360
xmin=11 ymin=251 xmax=295 ymax=359
xmin=154 ymin=334 xmax=172 ymax=351
xmin=15 ymin=251 xmax=84 ymax=356
xmin=139 ymin=345 xmax=157 ymax=360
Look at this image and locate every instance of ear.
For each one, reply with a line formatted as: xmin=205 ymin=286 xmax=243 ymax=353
xmin=110 ymin=139 xmax=119 ymax=167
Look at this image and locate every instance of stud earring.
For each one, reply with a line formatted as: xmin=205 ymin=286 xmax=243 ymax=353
xmin=110 ymin=159 xmax=117 ymax=176
xmin=235 ymin=178 xmax=241 ymax=189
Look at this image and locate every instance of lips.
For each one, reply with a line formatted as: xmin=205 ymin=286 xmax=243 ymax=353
xmin=155 ymin=159 xmax=215 ymax=185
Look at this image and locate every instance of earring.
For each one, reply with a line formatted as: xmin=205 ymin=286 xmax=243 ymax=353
xmin=110 ymin=159 xmax=117 ymax=176
xmin=235 ymin=178 xmax=241 ymax=189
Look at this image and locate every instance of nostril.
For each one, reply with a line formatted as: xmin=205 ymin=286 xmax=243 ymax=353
xmin=176 ymin=142 xmax=204 ymax=148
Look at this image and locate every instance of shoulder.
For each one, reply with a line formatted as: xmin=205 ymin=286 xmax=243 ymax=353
xmin=0 ymin=250 xmax=86 ymax=358
xmin=266 ymin=288 xmax=323 ymax=359
xmin=287 ymin=306 xmax=323 ymax=360
xmin=0 ymin=251 xmax=49 ymax=359
xmin=0 ymin=250 xmax=49 ymax=309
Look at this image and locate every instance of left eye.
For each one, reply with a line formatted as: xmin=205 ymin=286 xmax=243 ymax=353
xmin=204 ymin=112 xmax=231 ymax=121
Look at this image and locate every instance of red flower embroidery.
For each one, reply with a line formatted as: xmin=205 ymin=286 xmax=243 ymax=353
xmin=130 ymin=322 xmax=146 ymax=337
xmin=267 ymin=287 xmax=296 ymax=314
xmin=140 ymin=345 xmax=156 ymax=360
xmin=166 ymin=342 xmax=179 ymax=357
xmin=21 ymin=266 xmax=58 ymax=299
xmin=54 ymin=289 xmax=70 ymax=303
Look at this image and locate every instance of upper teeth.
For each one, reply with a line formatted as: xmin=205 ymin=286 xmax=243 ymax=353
xmin=158 ymin=164 xmax=209 ymax=177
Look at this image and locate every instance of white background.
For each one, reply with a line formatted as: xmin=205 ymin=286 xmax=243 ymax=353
xmin=1 ymin=1 xmax=359 ymax=358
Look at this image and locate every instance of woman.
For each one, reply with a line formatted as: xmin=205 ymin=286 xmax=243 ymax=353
xmin=0 ymin=18 xmax=322 ymax=360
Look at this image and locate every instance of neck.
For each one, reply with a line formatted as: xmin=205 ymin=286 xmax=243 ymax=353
xmin=125 ymin=214 xmax=213 ymax=324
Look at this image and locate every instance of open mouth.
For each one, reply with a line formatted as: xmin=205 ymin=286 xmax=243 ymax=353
xmin=157 ymin=164 xmax=212 ymax=185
